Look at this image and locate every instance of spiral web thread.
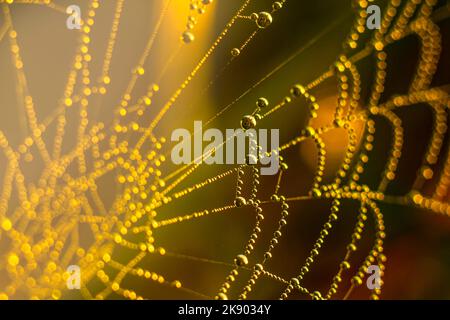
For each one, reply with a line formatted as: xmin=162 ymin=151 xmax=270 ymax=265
xmin=0 ymin=0 xmax=449 ymax=300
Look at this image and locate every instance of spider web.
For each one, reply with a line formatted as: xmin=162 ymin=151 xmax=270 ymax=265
xmin=0 ymin=0 xmax=449 ymax=300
